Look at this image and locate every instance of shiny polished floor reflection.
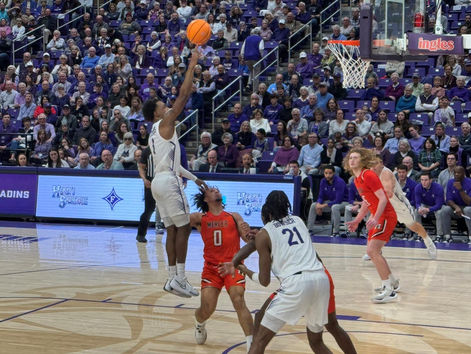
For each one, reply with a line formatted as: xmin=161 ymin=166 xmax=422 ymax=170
xmin=0 ymin=221 xmax=470 ymax=353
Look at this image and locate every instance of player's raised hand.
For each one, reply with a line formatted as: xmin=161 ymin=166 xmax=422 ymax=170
xmin=218 ymin=262 xmax=235 ymax=277
xmin=189 ymin=47 xmax=201 ymax=68
xmin=195 ymin=179 xmax=208 ymax=190
xmin=246 ymin=228 xmax=258 ymax=240
xmin=239 ymin=221 xmax=250 ymax=236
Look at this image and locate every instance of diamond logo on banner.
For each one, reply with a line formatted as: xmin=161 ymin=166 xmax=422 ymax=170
xmin=102 ymin=188 xmax=123 ymax=210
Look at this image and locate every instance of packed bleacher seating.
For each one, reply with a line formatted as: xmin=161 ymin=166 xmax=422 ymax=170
xmin=1 ymin=0 xmax=471 ymax=242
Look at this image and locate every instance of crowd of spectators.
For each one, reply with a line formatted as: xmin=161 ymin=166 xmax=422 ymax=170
xmin=1 ymin=0 xmax=471 ymax=239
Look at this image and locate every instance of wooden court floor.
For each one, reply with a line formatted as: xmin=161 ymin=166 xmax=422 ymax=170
xmin=0 ymin=222 xmax=470 ymax=354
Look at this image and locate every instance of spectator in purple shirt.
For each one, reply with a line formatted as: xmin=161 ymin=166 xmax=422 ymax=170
xmin=414 ymin=172 xmax=445 ymax=238
xmin=243 ymin=93 xmax=263 ymax=119
xmin=296 ymin=51 xmax=314 ymax=81
xmin=308 ymin=42 xmax=323 ymax=68
xmin=263 ymin=94 xmax=283 ymax=123
xmin=362 ymin=77 xmax=384 ymax=100
xmin=396 ymin=164 xmax=417 ymax=205
xmin=408 ymin=125 xmax=426 ymax=154
xmin=307 ymin=165 xmax=348 ymax=235
xmin=227 ymin=103 xmax=248 ymax=132
xmin=167 ymin=12 xmax=181 ymax=35
xmin=296 ymin=2 xmax=312 ymax=24
xmin=217 ymin=133 xmax=239 ymax=168
xmin=272 ymin=19 xmax=290 ymax=61
xmin=441 ymin=166 xmax=471 ymax=238
xmin=0 ymin=113 xmax=17 ymax=162
xmin=447 ymin=76 xmax=470 ymax=102
xmin=385 ymin=72 xmax=404 ymax=101
xmin=268 ymin=135 xmax=299 ymax=173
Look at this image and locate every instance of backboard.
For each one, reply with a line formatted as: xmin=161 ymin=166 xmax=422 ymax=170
xmin=359 ymin=0 xmax=427 ymax=61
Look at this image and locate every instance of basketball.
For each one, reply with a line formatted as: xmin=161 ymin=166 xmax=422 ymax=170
xmin=186 ymin=19 xmax=212 ymax=46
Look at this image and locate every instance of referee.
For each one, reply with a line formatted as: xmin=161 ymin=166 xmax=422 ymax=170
xmin=136 ymin=147 xmax=164 ymax=243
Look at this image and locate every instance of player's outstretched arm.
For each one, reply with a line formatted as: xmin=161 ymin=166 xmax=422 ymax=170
xmin=160 ymin=48 xmax=201 ymax=139
xmin=178 ymin=165 xmax=207 ymax=188
xmin=231 ymin=212 xmax=252 ymax=242
xmin=217 ymin=241 xmax=256 ymax=277
xmin=255 ymin=229 xmax=272 ymax=287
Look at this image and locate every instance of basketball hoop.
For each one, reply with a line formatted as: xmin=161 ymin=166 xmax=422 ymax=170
xmin=327 ymin=40 xmax=370 ymax=89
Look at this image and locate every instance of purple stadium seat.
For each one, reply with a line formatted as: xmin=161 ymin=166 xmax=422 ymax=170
xmin=464 ymin=101 xmax=471 ymax=112
xmin=421 ymin=126 xmax=434 ymax=136
xmin=455 ymin=113 xmax=466 ymax=124
xmin=388 ymin=113 xmax=397 ymax=122
xmin=355 ymin=100 xmax=369 ymax=108
xmin=379 ymin=101 xmax=394 ymax=111
xmin=446 ymin=126 xmax=460 ymax=136
xmin=338 ymin=100 xmax=355 ymax=111
xmin=409 ymin=113 xmax=429 ymax=125
xmin=344 ymin=111 xmax=355 ymax=120
xmin=348 ymin=89 xmax=365 ymax=99
xmin=450 ymin=101 xmax=463 ymax=113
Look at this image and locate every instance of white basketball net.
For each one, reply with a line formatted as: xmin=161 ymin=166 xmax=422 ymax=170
xmin=327 ymin=42 xmax=370 ymax=89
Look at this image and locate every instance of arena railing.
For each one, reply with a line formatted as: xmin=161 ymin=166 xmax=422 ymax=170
xmin=252 ymin=46 xmax=280 ymax=91
xmin=319 ymin=0 xmax=341 ymax=39
xmin=211 ymin=76 xmax=243 ymax=131
xmin=11 ymin=25 xmax=45 ymax=63
xmin=56 ymin=3 xmax=87 ymax=32
xmin=287 ymin=22 xmax=313 ymax=63
xmin=176 ymin=109 xmax=199 ymax=143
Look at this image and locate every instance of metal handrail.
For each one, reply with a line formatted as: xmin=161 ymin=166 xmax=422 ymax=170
xmin=11 ymin=25 xmax=45 ymax=62
xmin=56 ymin=3 xmax=86 ymax=30
xmin=287 ymin=22 xmax=313 ymax=63
xmin=177 ymin=109 xmax=199 ymax=143
xmin=211 ymin=76 xmax=243 ymax=131
xmin=252 ymin=46 xmax=279 ymax=88
xmin=319 ymin=0 xmax=341 ymax=39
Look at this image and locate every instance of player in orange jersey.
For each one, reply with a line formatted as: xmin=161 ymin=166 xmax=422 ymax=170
xmin=190 ymin=186 xmax=254 ymax=352
xmin=344 ymin=148 xmax=399 ymax=303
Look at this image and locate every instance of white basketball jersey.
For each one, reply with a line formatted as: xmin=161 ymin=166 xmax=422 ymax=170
xmin=381 ymin=167 xmax=410 ymax=204
xmin=149 ymin=120 xmax=181 ymax=173
xmin=263 ymin=215 xmax=323 ymax=283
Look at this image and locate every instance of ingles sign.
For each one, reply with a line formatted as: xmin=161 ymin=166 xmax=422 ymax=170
xmin=408 ymin=33 xmax=464 ymax=55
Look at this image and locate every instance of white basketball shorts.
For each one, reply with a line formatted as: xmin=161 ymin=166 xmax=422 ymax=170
xmin=389 ymin=194 xmax=415 ymax=227
xmin=262 ymin=270 xmax=330 ymax=333
xmin=151 ymin=172 xmax=190 ymax=227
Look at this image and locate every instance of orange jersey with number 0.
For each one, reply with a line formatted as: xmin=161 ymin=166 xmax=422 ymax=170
xmin=201 ymin=211 xmax=241 ymax=265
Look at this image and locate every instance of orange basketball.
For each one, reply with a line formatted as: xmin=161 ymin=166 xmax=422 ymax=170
xmin=186 ymin=19 xmax=212 ymax=46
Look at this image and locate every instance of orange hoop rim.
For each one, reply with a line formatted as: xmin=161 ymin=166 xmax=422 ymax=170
xmin=327 ymin=40 xmax=360 ymax=46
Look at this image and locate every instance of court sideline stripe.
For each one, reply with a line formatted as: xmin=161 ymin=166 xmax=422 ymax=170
xmin=0 ymin=296 xmax=470 ymax=332
xmin=0 ymin=299 xmax=68 ymax=323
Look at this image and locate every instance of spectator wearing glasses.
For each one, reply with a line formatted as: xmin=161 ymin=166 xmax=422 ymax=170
xmin=114 ymin=132 xmax=138 ymax=169
xmin=97 ymin=149 xmax=124 ymax=170
xmin=74 ymin=152 xmax=95 ymax=170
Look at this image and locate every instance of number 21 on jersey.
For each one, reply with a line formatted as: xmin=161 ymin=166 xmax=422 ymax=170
xmin=282 ymin=227 xmax=304 ymax=246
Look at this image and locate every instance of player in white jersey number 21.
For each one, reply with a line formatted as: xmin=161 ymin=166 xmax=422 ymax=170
xmin=238 ymin=191 xmax=332 ymax=354
xmin=143 ymin=48 xmax=207 ymax=298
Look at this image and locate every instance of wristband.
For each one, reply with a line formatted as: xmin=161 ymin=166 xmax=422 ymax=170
xmin=251 ymin=272 xmax=261 ymax=284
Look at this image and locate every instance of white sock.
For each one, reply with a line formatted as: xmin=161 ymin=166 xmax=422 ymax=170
xmin=424 ymin=235 xmax=434 ymax=247
xmin=176 ymin=263 xmax=186 ymax=278
xmin=382 ymin=278 xmax=392 ymax=290
xmin=195 ymin=318 xmax=206 ymax=327
xmin=169 ymin=265 xmax=177 ymax=278
xmin=246 ymin=335 xmax=253 ymax=351
xmin=388 ymin=274 xmax=397 ymax=283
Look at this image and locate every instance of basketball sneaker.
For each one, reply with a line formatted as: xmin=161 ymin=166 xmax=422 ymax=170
xmin=374 ymin=279 xmax=400 ymax=293
xmin=170 ymin=276 xmax=199 ymax=297
xmin=425 ymin=240 xmax=437 ymax=259
xmin=194 ymin=322 xmax=207 ymax=345
xmin=155 ymin=222 xmax=165 ymax=235
xmin=372 ymin=288 xmax=397 ymax=304
xmin=164 ymin=278 xmax=191 ymax=298
xmin=362 ymin=254 xmax=371 ymax=261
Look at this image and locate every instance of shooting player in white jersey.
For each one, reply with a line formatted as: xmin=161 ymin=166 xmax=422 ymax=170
xmin=371 ymin=157 xmax=437 ymax=261
xmin=143 ymin=48 xmax=207 ymax=298
xmin=237 ymin=191 xmax=331 ymax=354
